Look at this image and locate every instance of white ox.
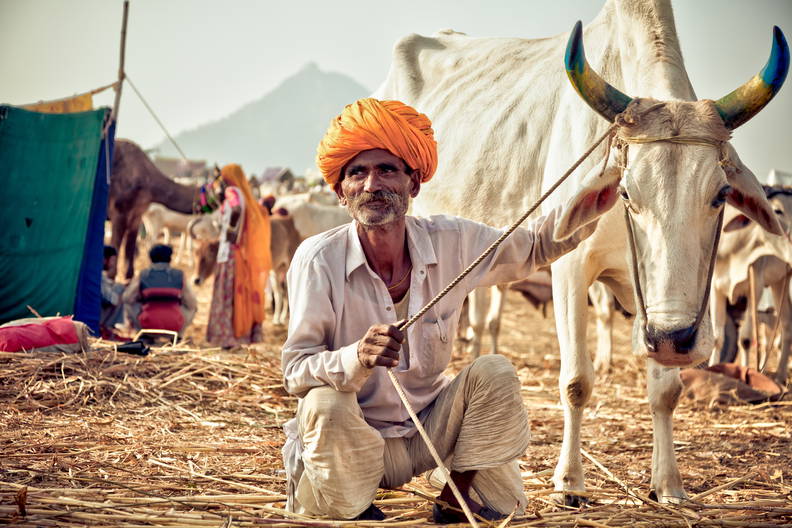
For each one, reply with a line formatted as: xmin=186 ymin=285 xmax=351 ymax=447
xmin=142 ymin=203 xmax=215 ymax=265
xmin=710 ymin=189 xmax=792 ymax=385
xmin=272 ymin=194 xmax=351 ymax=239
xmin=374 ymin=0 xmax=788 ymax=503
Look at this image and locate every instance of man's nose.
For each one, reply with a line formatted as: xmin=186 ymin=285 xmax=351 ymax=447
xmin=362 ymin=173 xmax=383 ymax=193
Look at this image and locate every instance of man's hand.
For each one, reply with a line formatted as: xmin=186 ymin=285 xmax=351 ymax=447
xmin=357 ymin=324 xmax=404 ymax=368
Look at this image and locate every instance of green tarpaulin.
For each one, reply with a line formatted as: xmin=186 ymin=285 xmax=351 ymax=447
xmin=0 ymin=105 xmax=107 ymax=323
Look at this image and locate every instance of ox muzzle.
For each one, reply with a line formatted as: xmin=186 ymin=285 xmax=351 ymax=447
xmin=644 ymin=324 xmax=700 ymax=367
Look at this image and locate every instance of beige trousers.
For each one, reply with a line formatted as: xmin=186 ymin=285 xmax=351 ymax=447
xmin=291 ymin=354 xmax=531 ymax=519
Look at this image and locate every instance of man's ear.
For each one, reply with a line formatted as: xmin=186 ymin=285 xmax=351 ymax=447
xmin=553 ymin=166 xmax=621 ymax=241
xmin=410 ymin=171 xmax=421 ymax=198
xmin=334 ymin=181 xmax=347 ymax=206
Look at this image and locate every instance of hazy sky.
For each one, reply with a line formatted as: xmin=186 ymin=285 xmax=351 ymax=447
xmin=1 ymin=0 xmax=791 ymax=179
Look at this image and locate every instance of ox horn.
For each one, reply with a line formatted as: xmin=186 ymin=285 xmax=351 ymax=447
xmin=715 ymin=26 xmax=790 ymax=130
xmin=564 ymin=20 xmax=633 ymax=122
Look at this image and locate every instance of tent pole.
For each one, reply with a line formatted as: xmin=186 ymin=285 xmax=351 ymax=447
xmin=112 ymin=0 xmax=130 ymax=122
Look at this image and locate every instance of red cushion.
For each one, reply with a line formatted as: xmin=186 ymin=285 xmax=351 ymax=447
xmin=0 ymin=316 xmax=79 ymax=352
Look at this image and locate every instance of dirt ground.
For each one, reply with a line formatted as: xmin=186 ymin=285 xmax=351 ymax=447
xmin=1 ymin=255 xmax=791 ymax=526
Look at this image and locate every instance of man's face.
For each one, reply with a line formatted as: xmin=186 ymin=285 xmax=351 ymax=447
xmin=104 ymin=255 xmax=117 ymax=277
xmin=334 ymin=149 xmax=420 ymax=227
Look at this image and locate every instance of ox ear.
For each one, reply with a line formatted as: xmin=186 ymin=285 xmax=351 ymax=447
xmin=553 ymin=166 xmax=621 ymax=241
xmin=723 ymin=146 xmax=784 ymax=236
xmin=723 ymin=214 xmax=752 ymax=232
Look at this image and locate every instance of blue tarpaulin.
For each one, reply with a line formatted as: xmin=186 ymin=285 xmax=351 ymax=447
xmin=74 ymin=120 xmax=116 ymax=333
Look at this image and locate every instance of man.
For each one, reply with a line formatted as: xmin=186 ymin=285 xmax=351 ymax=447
xmin=123 ymin=244 xmax=198 ymax=337
xmin=100 ymin=245 xmax=126 ymax=338
xmin=281 ymin=98 xmax=611 ymax=521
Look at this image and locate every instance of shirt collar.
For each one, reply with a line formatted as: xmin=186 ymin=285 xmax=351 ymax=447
xmin=344 ymin=217 xmax=438 ymax=280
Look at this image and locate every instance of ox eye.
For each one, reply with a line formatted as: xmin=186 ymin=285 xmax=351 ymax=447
xmin=619 ymin=187 xmax=630 ymax=201
xmin=774 ymin=208 xmax=784 ymax=215
xmin=711 ymin=185 xmax=732 ymax=208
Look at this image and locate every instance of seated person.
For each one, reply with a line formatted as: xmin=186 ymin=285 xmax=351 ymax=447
xmin=123 ymin=244 xmax=197 ymax=337
xmin=100 ymin=245 xmax=126 ymax=338
xmin=280 ymin=99 xmax=614 ymax=522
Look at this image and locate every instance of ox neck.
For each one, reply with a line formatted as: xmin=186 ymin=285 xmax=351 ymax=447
xmin=597 ymin=0 xmax=696 ymax=100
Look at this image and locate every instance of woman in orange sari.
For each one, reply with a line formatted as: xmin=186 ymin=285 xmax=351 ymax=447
xmin=207 ymin=164 xmax=271 ymax=348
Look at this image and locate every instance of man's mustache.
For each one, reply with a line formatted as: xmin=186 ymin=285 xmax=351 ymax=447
xmin=355 ymin=190 xmax=402 ymax=207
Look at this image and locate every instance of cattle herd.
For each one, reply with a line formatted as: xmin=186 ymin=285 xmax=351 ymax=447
xmin=113 ymin=0 xmax=790 ymax=506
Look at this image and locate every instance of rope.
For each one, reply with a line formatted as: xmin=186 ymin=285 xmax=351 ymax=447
xmin=396 ymin=122 xmax=619 ymax=333
xmin=381 ymin=122 xmax=619 ymax=527
xmin=125 ymin=74 xmax=190 ymax=163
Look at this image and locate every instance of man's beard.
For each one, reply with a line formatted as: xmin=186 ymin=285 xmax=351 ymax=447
xmin=347 ymin=190 xmax=409 ymax=227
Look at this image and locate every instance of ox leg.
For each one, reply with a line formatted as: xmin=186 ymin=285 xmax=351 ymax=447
xmin=709 ymin=292 xmax=727 ymax=366
xmin=465 ymin=288 xmax=488 ymax=359
xmin=551 ymin=266 xmax=593 ymax=506
xmin=590 ymin=282 xmax=614 ymax=374
xmin=280 ymin=275 xmax=290 ymax=323
xmin=486 ymin=284 xmax=506 ymax=355
xmin=647 ymin=360 xmax=687 ymax=503
xmin=271 ymin=271 xmax=284 ymax=326
xmin=770 ymin=277 xmax=791 ymax=386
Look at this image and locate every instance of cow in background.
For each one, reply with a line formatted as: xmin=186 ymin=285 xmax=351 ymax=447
xmin=710 ymin=187 xmax=792 ymax=386
xmin=272 ymin=194 xmax=351 ymax=239
xmin=192 ymin=212 xmax=301 ymax=325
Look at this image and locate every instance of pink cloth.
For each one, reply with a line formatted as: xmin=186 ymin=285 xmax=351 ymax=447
xmin=224 ymin=187 xmax=242 ymax=208
xmin=0 ymin=316 xmax=80 ymax=352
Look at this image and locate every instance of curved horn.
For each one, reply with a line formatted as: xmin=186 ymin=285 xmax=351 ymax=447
xmin=715 ymin=26 xmax=790 ymax=130
xmin=564 ymin=21 xmax=633 ymax=122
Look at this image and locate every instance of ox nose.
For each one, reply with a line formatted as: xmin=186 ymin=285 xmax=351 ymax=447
xmin=644 ymin=325 xmax=698 ymax=354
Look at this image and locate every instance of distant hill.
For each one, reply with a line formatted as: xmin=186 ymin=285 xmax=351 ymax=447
xmin=155 ymin=63 xmax=369 ymax=175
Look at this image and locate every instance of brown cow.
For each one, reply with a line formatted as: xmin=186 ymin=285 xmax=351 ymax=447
xmin=192 ymin=214 xmax=302 ymax=325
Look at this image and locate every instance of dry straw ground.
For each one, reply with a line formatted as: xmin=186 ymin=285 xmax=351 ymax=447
xmin=1 ymin=275 xmax=791 ymax=527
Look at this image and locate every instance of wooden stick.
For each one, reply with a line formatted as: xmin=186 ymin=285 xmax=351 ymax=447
xmin=689 ymin=475 xmax=751 ymax=501
xmin=112 ymin=0 xmax=129 ymax=122
xmin=385 ymin=369 xmax=479 ymax=527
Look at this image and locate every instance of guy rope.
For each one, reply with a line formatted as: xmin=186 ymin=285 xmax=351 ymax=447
xmin=385 ymin=100 xmax=733 ymax=526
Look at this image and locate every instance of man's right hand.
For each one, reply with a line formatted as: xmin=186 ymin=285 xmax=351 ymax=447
xmin=357 ymin=324 xmax=404 ymax=368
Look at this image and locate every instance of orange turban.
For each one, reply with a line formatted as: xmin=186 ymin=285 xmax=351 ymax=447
xmin=316 ymin=98 xmax=438 ymax=185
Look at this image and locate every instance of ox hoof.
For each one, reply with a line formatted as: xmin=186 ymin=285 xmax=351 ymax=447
xmin=564 ymin=493 xmax=589 ymax=508
xmin=649 ymin=488 xmax=687 ymax=504
xmin=552 ymin=490 xmax=588 ymax=508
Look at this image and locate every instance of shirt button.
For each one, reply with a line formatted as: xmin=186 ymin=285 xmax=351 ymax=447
xmin=419 ymin=269 xmax=425 ymax=275
xmin=386 ymin=306 xmax=392 ymax=311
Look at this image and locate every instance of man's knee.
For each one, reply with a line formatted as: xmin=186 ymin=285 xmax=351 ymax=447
xmin=468 ymin=354 xmax=519 ymax=387
xmin=300 ymin=386 xmax=361 ymax=431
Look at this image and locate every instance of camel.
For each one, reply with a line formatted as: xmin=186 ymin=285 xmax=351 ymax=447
xmin=109 ymin=140 xmax=198 ymax=280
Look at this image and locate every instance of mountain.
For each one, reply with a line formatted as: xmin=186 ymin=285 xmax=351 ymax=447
xmin=155 ymin=63 xmax=369 ymax=175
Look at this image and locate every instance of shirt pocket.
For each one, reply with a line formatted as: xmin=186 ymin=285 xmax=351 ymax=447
xmin=417 ymin=311 xmax=454 ymax=376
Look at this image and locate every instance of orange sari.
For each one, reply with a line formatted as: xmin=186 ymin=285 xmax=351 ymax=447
xmin=220 ymin=164 xmax=272 ymax=338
